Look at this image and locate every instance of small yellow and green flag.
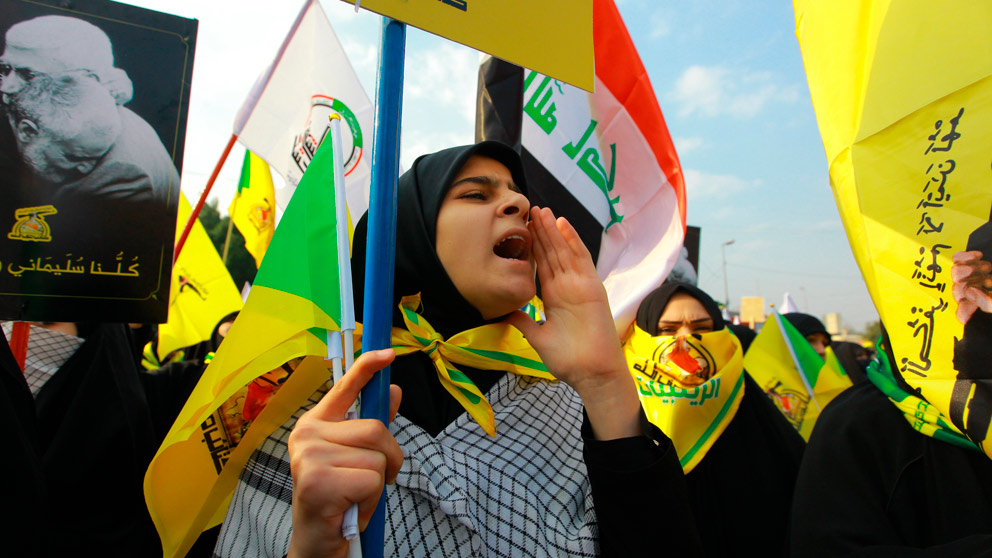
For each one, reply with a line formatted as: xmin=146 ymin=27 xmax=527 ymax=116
xmin=145 ymin=127 xmax=348 ymax=558
xmin=155 ymin=194 xmax=244 ymax=362
xmin=229 ymin=150 xmax=276 ymax=267
xmin=744 ymin=312 xmax=852 ymax=440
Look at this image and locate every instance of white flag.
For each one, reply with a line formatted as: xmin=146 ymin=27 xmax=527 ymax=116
xmin=781 ymin=292 xmax=800 ymax=314
xmin=233 ymin=0 xmax=373 ymax=220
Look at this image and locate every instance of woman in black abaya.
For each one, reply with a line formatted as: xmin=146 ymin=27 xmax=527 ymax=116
xmin=1 ymin=322 xmax=161 ymax=556
xmin=624 ymin=281 xmax=805 ymax=557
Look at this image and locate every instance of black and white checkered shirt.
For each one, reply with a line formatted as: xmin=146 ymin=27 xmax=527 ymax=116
xmin=1 ymin=322 xmax=83 ymax=397
xmin=215 ymin=373 xmax=600 ymax=557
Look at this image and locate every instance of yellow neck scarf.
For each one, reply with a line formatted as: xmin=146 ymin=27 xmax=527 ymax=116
xmin=623 ymin=325 xmax=746 ymax=473
xmin=390 ymin=294 xmax=555 ymax=436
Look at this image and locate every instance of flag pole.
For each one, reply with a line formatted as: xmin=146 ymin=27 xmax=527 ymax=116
xmin=221 ymin=207 xmax=235 ymax=264
xmin=359 ymin=16 xmax=406 ymax=558
xmin=175 ymin=133 xmax=238 ymax=262
xmin=328 ymin=115 xmax=362 ymax=557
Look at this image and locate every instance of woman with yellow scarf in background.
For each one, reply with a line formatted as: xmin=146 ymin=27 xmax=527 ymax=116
xmin=623 ymin=281 xmax=804 ymax=556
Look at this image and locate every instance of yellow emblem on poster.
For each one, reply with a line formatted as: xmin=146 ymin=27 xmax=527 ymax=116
xmin=796 ymin=0 xmax=992 ymax=456
xmin=341 ymin=0 xmax=593 ymax=92
xmin=7 ymin=205 xmax=57 ymax=242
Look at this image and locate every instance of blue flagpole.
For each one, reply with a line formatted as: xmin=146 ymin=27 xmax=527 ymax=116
xmin=359 ymin=16 xmax=405 ymax=558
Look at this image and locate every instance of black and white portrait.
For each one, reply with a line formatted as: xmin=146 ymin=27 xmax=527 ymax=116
xmin=0 ymin=0 xmax=196 ymax=322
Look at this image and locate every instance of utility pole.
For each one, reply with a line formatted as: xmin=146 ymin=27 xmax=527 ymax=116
xmin=721 ymin=239 xmax=735 ymax=309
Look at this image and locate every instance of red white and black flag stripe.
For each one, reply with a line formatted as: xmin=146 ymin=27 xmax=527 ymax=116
xmin=476 ymin=0 xmax=687 ymax=332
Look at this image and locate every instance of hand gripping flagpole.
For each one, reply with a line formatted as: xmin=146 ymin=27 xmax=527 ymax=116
xmin=359 ymin=16 xmax=406 ymax=558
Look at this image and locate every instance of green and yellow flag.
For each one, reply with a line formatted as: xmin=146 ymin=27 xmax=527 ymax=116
xmin=229 ymin=150 xmax=276 ymax=267
xmin=156 ymin=194 xmax=243 ymax=361
xmin=796 ymin=1 xmax=992 ymax=456
xmin=145 ymin=130 xmax=347 ymax=558
xmin=744 ymin=313 xmax=851 ymax=440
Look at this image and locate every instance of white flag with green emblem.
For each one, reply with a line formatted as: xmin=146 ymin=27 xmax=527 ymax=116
xmin=233 ymin=0 xmax=373 ymax=220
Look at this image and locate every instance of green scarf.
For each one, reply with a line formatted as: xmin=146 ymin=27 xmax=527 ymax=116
xmin=867 ymin=337 xmax=979 ymax=452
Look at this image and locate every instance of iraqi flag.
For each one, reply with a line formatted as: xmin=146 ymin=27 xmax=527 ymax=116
xmin=476 ymin=0 xmax=686 ymax=332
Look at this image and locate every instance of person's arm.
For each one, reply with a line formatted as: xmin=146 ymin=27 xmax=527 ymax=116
xmin=583 ymin=412 xmax=702 ymax=557
xmin=509 ymin=206 xmax=702 ymax=556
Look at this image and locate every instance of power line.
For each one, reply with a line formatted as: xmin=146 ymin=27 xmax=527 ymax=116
xmin=726 ymin=261 xmax=862 ymax=280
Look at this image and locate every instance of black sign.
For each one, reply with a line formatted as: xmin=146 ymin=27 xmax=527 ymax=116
xmin=0 ymin=0 xmax=196 ymax=322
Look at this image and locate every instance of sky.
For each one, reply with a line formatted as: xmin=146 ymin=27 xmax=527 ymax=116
xmin=119 ymin=0 xmax=878 ymax=331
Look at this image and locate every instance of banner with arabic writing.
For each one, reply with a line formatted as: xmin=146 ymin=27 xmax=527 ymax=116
xmin=796 ymin=0 xmax=992 ymax=456
xmin=0 ymin=0 xmax=195 ymax=322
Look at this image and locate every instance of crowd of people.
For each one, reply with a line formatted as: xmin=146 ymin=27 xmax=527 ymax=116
xmin=2 ymin=12 xmax=991 ymax=558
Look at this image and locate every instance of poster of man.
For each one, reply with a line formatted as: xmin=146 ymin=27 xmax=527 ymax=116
xmin=0 ymin=0 xmax=196 ymax=322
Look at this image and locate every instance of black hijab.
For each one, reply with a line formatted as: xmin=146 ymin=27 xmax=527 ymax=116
xmin=782 ymin=312 xmax=830 ymax=341
xmin=635 ymin=283 xmax=805 ymax=556
xmin=350 ymin=141 xmax=529 ymax=435
xmin=832 ymin=340 xmax=869 ymax=384
xmin=635 ymin=281 xmax=724 ymax=336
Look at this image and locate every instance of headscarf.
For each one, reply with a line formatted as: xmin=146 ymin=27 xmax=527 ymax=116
xmin=831 ymin=340 xmax=870 ymax=384
xmin=624 ymin=281 xmax=746 ymax=472
xmin=351 ymin=141 xmax=536 ymax=436
xmin=727 ymin=323 xmax=757 ymax=354
xmin=782 ymin=312 xmax=831 ymax=342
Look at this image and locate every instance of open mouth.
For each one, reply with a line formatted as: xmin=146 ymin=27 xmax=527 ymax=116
xmin=493 ymin=234 xmax=529 ymax=261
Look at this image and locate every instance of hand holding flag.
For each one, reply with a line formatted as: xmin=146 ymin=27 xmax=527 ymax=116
xmin=146 ymin=103 xmax=355 ymax=558
xmin=287 ymin=349 xmax=403 ymax=558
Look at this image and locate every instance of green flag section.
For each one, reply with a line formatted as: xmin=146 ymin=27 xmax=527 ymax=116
xmin=156 ymin=194 xmax=244 ymax=362
xmin=229 ymin=150 xmax=276 ymax=268
xmin=144 ymin=129 xmax=344 ymax=558
xmin=744 ymin=313 xmax=852 ymax=440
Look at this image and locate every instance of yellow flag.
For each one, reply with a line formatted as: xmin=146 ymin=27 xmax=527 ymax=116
xmin=229 ymin=150 xmax=276 ymax=267
xmin=146 ymin=127 xmax=347 ymax=558
xmin=157 ymin=195 xmax=243 ymax=360
xmin=796 ymin=1 xmax=992 ymax=455
xmin=744 ymin=313 xmax=851 ymax=440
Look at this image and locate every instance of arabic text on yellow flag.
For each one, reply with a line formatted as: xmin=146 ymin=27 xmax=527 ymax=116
xmin=796 ymin=1 xmax=992 ymax=455
xmin=145 ymin=129 xmax=346 ymax=558
xmin=229 ymin=150 xmax=276 ymax=268
xmin=744 ymin=313 xmax=851 ymax=440
xmin=157 ymin=194 xmax=243 ymax=360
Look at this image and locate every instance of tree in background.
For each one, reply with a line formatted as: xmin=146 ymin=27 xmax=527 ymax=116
xmin=863 ymin=320 xmax=882 ymax=342
xmin=199 ymin=199 xmax=258 ymax=290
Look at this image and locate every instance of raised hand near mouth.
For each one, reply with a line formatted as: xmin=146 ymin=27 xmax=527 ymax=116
xmin=506 ymin=206 xmax=641 ymax=441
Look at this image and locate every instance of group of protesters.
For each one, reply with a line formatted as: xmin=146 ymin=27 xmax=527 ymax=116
xmin=5 ymin=136 xmax=991 ymax=558
xmin=3 ymin=13 xmax=992 ymax=558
